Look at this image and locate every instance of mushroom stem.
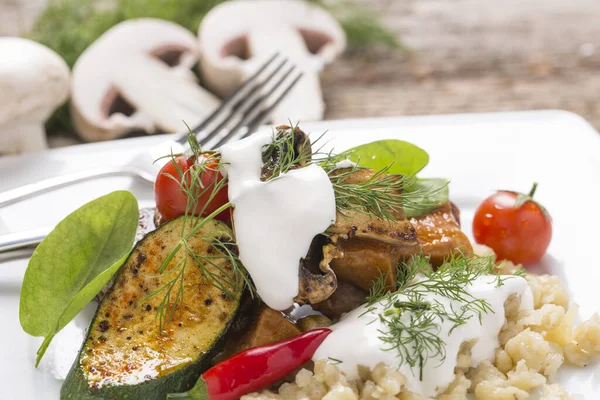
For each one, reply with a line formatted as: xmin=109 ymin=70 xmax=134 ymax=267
xmin=0 ymin=117 xmax=48 ymax=154
xmin=113 ymin=56 xmax=219 ymax=133
xmin=247 ymin=27 xmax=324 ymax=123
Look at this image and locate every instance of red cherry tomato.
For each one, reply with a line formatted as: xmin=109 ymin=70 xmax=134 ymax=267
xmin=472 ymin=183 xmax=552 ymax=266
xmin=154 ymin=154 xmax=230 ymax=223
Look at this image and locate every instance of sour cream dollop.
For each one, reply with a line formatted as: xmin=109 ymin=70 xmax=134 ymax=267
xmin=313 ymin=275 xmax=534 ymax=398
xmin=220 ymin=131 xmax=337 ymax=310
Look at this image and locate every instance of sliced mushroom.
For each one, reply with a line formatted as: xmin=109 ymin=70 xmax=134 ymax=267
xmin=313 ymin=280 xmax=368 ymax=321
xmin=294 ymin=241 xmax=342 ymax=305
xmin=198 ymin=0 xmax=346 ymax=123
xmin=0 ymin=38 xmax=69 ymax=154
xmin=261 ymin=124 xmax=312 ymax=180
xmin=71 ymin=19 xmax=219 ymax=141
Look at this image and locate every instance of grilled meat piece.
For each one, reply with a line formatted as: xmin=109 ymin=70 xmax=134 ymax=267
xmin=409 ymin=202 xmax=473 ymax=266
xmin=330 ymin=238 xmax=400 ymax=291
xmin=327 ymin=209 xmax=418 ymax=247
xmin=326 ymin=168 xmax=418 ymax=248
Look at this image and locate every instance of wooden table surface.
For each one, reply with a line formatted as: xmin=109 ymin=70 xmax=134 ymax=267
xmin=2 ymin=0 xmax=600 ymax=141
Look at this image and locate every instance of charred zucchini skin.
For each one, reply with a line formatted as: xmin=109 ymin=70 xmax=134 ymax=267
xmin=61 ymin=359 xmax=207 ymax=400
xmin=61 ymin=217 xmax=246 ymax=400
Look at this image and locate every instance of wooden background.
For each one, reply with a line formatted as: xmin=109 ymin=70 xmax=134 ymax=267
xmin=2 ymin=0 xmax=600 ymax=138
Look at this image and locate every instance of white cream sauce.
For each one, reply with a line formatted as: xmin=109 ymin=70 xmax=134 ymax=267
xmin=313 ymin=275 xmax=533 ymax=398
xmin=334 ymin=159 xmax=357 ymax=169
xmin=220 ymin=131 xmax=337 ymax=310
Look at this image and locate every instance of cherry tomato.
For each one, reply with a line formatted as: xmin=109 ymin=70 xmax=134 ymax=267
xmin=154 ymin=154 xmax=230 ymax=223
xmin=472 ymin=183 xmax=552 ymax=266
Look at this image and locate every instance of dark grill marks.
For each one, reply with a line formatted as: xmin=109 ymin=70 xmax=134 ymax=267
xmin=98 ymin=320 xmax=109 ymax=333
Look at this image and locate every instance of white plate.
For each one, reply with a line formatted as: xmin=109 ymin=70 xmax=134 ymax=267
xmin=1 ymin=110 xmax=599 ymax=399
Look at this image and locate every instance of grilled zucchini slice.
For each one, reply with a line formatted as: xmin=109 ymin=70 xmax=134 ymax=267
xmin=61 ymin=216 xmax=244 ymax=399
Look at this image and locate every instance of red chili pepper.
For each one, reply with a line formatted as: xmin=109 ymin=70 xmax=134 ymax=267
xmin=168 ymin=328 xmax=332 ymax=400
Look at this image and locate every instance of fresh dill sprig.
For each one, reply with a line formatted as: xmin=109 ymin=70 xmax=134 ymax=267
xmin=364 ymin=253 xmax=511 ymax=379
xmin=325 ymin=162 xmax=442 ymax=222
xmin=328 ymin=165 xmax=412 ymax=221
xmin=513 ymin=266 xmax=528 ymax=278
xmin=145 ymin=133 xmax=252 ymax=331
xmin=260 ymin=123 xmax=329 ymax=181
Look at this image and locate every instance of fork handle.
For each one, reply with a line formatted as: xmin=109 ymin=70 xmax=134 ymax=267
xmin=0 ymin=167 xmax=147 ymax=208
xmin=0 ymin=227 xmax=50 ymax=253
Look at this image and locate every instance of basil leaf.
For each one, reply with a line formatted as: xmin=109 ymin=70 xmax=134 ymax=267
xmin=404 ymin=178 xmax=450 ymax=218
xmin=344 ymin=139 xmax=429 ymax=176
xmin=19 ymin=190 xmax=139 ymax=366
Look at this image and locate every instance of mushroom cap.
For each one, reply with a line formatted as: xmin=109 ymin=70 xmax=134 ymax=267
xmin=198 ymin=0 xmax=346 ymax=97
xmin=0 ymin=37 xmax=70 ymax=125
xmin=71 ymin=18 xmax=217 ymax=141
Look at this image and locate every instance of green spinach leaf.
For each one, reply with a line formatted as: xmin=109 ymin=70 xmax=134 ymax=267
xmin=404 ymin=178 xmax=450 ymax=218
xmin=19 ymin=190 xmax=139 ymax=366
xmin=343 ymin=139 xmax=429 ymax=176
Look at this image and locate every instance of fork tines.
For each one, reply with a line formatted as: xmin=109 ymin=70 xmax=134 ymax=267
xmin=178 ymin=53 xmax=303 ymax=150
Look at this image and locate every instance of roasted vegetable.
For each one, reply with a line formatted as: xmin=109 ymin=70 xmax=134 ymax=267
xmin=409 ymin=202 xmax=473 ymax=266
xmin=326 ymin=168 xmax=418 ymax=248
xmin=327 ymin=209 xmax=418 ymax=246
xmin=222 ymin=305 xmax=301 ymax=358
xmin=330 ymin=238 xmax=400 ymax=291
xmin=297 ymin=315 xmax=333 ymax=332
xmin=261 ymin=125 xmax=312 ymax=180
xmin=313 ymin=280 xmax=368 ymax=320
xmin=61 ymin=216 xmax=244 ymax=400
xmin=295 ymin=237 xmax=342 ymax=305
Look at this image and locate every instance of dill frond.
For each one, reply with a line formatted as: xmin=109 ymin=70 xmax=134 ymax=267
xmin=146 ymin=132 xmax=252 ymax=331
xmin=327 ymin=357 xmax=343 ymax=365
xmin=261 ymin=125 xmax=442 ymax=222
xmin=261 ymin=123 xmax=329 ymax=181
xmin=364 ymin=253 xmax=513 ymax=379
xmin=513 ymin=267 xmax=528 ymax=278
xmin=326 ymin=163 xmax=443 ymax=222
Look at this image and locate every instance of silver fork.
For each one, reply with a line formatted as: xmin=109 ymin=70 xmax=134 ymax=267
xmin=0 ymin=53 xmax=303 ymax=208
xmin=0 ymin=53 xmax=303 ymax=254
